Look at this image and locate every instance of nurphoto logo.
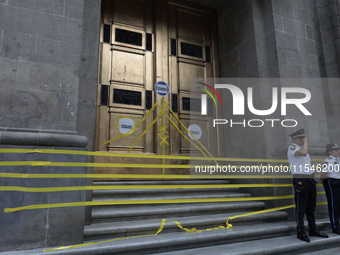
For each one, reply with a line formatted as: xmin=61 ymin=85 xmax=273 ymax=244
xmin=197 ymin=80 xmax=312 ymax=128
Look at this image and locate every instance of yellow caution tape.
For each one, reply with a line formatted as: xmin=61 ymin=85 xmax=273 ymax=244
xmin=163 ymin=108 xmax=211 ymax=160
xmin=227 ymin=200 xmax=326 ymax=226
xmin=227 ymin=204 xmax=295 ymax=223
xmin=1 ymin=161 xmax=292 ymax=169
xmin=0 ymin=182 xmax=324 ymax=192
xmin=4 ymin=195 xmax=297 ymax=213
xmin=161 ymin=100 xmax=168 ymax=174
xmin=44 ymin=201 xmax=329 ymax=253
xmin=166 ymin=104 xmax=215 ymax=163
xmin=102 ymin=101 xmax=159 ymax=145
xmin=164 ymin=107 xmax=212 ymax=162
xmin=31 ymin=161 xmax=51 ymax=166
xmin=155 ymin=219 xmax=232 ymax=235
xmin=44 ymin=233 xmax=156 ymax=252
xmin=0 ymin=148 xmax=316 ymax=162
xmin=127 ymin=107 xmax=165 ymax=155
xmin=4 ymin=190 xmax=327 ymax=212
xmin=158 ymin=124 xmax=168 ymax=134
xmin=44 ymin=218 xmax=232 ymax=253
xmin=0 ymin=173 xmax=301 ymax=179
xmin=158 ymin=133 xmax=169 ymax=146
xmin=0 ymin=161 xmax=197 ymax=168
xmin=117 ymin=100 xmax=213 ymax=163
xmin=0 ymin=183 xmax=297 ymax=193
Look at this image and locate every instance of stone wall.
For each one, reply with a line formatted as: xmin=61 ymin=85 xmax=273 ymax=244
xmin=216 ymin=0 xmax=329 ymax=213
xmin=217 ymin=0 xmax=330 ymax=159
xmin=0 ymin=0 xmax=80 ymax=132
xmin=0 ymin=145 xmax=88 ymax=252
xmin=0 ymin=0 xmax=102 ymax=251
xmin=271 ymin=0 xmax=320 ymax=78
xmin=0 ymin=0 xmax=100 ymax=151
xmin=312 ymin=0 xmax=340 ymax=143
xmin=312 ymin=0 xmax=340 ymax=78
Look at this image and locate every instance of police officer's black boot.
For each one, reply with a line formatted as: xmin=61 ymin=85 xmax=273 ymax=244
xmin=309 ymin=229 xmax=328 ymax=238
xmin=333 ymin=228 xmax=340 ymax=235
xmin=297 ymin=231 xmax=310 ymax=243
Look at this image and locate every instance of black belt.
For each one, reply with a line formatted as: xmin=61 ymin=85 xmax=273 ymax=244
xmin=292 ymin=174 xmax=315 ymax=179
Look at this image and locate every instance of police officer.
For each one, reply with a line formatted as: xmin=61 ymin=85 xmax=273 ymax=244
xmin=320 ymin=143 xmax=340 ymax=235
xmin=288 ymin=129 xmax=328 ymax=242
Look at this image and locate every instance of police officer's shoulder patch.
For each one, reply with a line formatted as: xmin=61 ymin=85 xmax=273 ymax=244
xmin=290 ymin=145 xmax=296 ymax=150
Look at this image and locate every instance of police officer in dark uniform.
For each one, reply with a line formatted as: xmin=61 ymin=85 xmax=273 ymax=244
xmin=287 ymin=129 xmax=328 ymax=242
xmin=320 ymin=143 xmax=340 ymax=234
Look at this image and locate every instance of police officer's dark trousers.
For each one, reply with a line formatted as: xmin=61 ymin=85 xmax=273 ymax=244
xmin=292 ymin=176 xmax=317 ymax=233
xmin=324 ymin=178 xmax=340 ymax=231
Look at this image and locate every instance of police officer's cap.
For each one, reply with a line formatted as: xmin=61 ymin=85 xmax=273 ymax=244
xmin=289 ymin=129 xmax=305 ymax=138
xmin=325 ymin=143 xmax=340 ymax=154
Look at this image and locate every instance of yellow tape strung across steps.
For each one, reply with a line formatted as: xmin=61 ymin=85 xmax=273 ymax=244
xmin=0 ymin=183 xmax=305 ymax=192
xmin=0 ymin=161 xmax=298 ymax=169
xmin=226 ymin=201 xmax=327 ymax=225
xmin=0 ymin=173 xmax=315 ymax=179
xmin=44 ymin=233 xmax=157 ymax=252
xmin=44 ymin=218 xmax=232 ymax=253
xmin=0 ymin=148 xmax=326 ymax=162
xmin=4 ymin=195 xmax=296 ymax=212
xmin=226 ymin=204 xmax=295 ymax=224
xmin=154 ymin=219 xmax=233 ymax=235
xmin=4 ymin=191 xmax=326 ymax=212
xmin=226 ymin=201 xmax=328 ymax=226
xmin=44 ymin=202 xmax=329 ymax=253
xmin=0 ymin=161 xmax=196 ymax=168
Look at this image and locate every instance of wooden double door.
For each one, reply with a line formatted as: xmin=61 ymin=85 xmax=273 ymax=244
xmin=95 ymin=0 xmax=222 ymax=176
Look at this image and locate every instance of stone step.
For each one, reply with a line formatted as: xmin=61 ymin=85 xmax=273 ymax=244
xmin=155 ymin=226 xmax=340 ymax=255
xmin=298 ymin=246 xmax=340 ymax=255
xmin=93 ymin=180 xmax=230 ymax=185
xmin=91 ymin=202 xmax=266 ymax=223
xmin=92 ymin=187 xmax=239 ymax=196
xmin=9 ymin=220 xmax=330 ymax=255
xmin=84 ymin=210 xmax=287 ymax=240
xmin=92 ymin=192 xmax=251 ymax=202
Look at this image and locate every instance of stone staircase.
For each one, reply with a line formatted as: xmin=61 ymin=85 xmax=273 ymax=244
xmin=84 ymin=180 xmax=286 ymax=241
xmin=2 ymin=179 xmax=340 ymax=255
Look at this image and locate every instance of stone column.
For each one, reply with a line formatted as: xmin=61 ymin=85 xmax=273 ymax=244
xmin=0 ymin=0 xmax=101 ymax=251
xmin=311 ymin=0 xmax=340 ymax=142
xmin=217 ymin=0 xmax=329 ymax=215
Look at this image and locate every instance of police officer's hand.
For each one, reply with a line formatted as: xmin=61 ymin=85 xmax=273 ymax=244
xmin=303 ymin=138 xmax=308 ymax=144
